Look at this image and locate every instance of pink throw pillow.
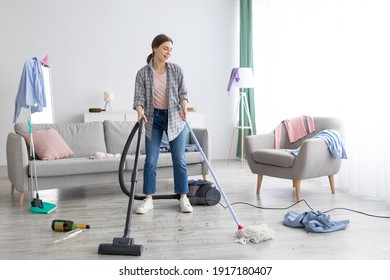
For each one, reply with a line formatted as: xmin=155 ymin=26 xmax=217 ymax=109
xmin=23 ymin=128 xmax=74 ymax=160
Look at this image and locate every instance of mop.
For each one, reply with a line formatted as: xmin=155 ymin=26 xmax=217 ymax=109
xmin=178 ymin=105 xmax=274 ymax=244
xmin=28 ymin=117 xmax=57 ymax=214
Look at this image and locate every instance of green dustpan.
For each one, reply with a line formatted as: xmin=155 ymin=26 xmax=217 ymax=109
xmin=30 ymin=198 xmax=57 ymax=214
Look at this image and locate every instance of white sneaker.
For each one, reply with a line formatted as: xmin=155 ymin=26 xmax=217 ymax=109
xmin=180 ymin=197 xmax=193 ymax=213
xmin=136 ymin=198 xmax=154 ymax=214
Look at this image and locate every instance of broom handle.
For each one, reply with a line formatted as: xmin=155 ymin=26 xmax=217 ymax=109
xmin=28 ymin=116 xmax=39 ymax=195
xmin=178 ymin=105 xmax=242 ymax=229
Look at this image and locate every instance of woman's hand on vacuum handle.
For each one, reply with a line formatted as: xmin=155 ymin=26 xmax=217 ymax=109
xmin=135 ymin=105 xmax=147 ymax=123
xmin=178 ymin=99 xmax=188 ymax=120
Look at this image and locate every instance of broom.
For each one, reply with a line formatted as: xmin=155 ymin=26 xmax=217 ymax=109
xmin=178 ymin=105 xmax=274 ymax=243
xmin=28 ymin=117 xmax=57 ymax=214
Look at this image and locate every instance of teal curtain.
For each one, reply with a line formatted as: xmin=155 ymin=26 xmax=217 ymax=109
xmin=237 ymin=0 xmax=256 ymax=157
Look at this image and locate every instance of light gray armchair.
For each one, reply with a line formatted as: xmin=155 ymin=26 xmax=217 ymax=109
xmin=245 ymin=117 xmax=345 ymax=201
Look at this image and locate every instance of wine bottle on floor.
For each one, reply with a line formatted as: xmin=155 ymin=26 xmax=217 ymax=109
xmin=51 ymin=219 xmax=90 ymax=232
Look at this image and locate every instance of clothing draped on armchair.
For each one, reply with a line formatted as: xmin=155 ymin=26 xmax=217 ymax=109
xmin=274 ymin=115 xmax=315 ymax=149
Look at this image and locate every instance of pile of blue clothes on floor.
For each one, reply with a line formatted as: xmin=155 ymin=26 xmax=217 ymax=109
xmin=283 ymin=210 xmax=349 ymax=233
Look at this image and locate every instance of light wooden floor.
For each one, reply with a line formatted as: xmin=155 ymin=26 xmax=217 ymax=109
xmin=1 ymin=160 xmax=390 ymax=260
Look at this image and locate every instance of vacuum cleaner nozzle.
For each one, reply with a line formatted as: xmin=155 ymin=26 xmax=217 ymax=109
xmin=98 ymin=237 xmax=144 ymax=256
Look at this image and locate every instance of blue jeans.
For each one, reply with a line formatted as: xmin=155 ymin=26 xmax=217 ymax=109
xmin=143 ymin=109 xmax=188 ymax=195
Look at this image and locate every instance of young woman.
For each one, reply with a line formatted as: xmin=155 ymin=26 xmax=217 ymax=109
xmin=133 ymin=34 xmax=192 ymax=214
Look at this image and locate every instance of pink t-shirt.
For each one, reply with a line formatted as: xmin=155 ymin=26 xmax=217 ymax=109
xmin=274 ymin=116 xmax=315 ymax=149
xmin=152 ymin=69 xmax=168 ymax=109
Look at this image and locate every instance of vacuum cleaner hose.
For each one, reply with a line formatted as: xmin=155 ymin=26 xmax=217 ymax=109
xmin=118 ymin=121 xmax=140 ymax=197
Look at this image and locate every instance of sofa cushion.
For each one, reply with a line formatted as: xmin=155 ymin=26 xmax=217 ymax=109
xmin=22 ymin=128 xmax=74 ymax=160
xmin=32 ymin=157 xmax=121 ymax=177
xmin=252 ymin=149 xmax=296 ymax=168
xmin=104 ymin=120 xmax=146 ymax=154
xmin=15 ymin=122 xmax=106 ymax=157
xmin=32 ymin=151 xmax=204 ymax=177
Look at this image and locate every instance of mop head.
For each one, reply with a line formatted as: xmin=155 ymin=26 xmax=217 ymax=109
xmin=235 ymin=224 xmax=275 ymax=244
xmin=30 ymin=201 xmax=57 ymax=214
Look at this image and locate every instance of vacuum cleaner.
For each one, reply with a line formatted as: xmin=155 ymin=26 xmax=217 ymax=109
xmin=98 ymin=118 xmax=221 ymax=256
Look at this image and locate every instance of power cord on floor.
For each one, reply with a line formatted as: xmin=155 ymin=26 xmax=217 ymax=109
xmin=212 ymin=199 xmax=390 ymax=219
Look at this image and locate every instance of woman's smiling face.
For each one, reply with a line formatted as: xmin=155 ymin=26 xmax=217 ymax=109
xmin=153 ymin=41 xmax=173 ymax=63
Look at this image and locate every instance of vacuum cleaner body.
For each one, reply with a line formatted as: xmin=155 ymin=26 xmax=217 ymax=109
xmin=187 ymin=179 xmax=221 ymax=206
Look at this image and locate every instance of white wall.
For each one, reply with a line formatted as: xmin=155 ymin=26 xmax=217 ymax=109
xmin=0 ymin=0 xmax=239 ymax=166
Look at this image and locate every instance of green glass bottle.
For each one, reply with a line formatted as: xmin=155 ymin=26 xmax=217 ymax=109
xmin=51 ymin=219 xmax=90 ymax=232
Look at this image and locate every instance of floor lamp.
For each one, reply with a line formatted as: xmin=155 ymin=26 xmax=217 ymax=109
xmin=227 ymin=67 xmax=254 ymax=167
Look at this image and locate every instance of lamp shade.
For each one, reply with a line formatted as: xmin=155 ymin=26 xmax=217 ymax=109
xmin=231 ymin=67 xmax=254 ymax=89
xmin=104 ymin=91 xmax=114 ymax=101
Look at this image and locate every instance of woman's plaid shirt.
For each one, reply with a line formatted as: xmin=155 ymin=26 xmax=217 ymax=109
xmin=133 ymin=60 xmax=188 ymax=141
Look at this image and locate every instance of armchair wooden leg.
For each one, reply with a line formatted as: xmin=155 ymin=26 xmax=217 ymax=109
xmin=293 ymin=180 xmax=301 ymax=201
xmin=328 ymin=175 xmax=335 ymax=194
xmin=257 ymin=175 xmax=263 ymax=194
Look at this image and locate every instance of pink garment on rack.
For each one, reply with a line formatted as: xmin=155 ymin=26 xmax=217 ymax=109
xmin=274 ymin=116 xmax=315 ymax=149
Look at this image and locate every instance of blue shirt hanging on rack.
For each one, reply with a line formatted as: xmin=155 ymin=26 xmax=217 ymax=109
xmin=13 ymin=57 xmax=46 ymax=123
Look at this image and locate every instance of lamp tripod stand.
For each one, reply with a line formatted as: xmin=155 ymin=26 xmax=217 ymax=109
xmin=228 ymin=88 xmax=253 ymax=167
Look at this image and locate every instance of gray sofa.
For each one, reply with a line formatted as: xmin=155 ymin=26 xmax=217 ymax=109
xmin=6 ymin=120 xmax=210 ymax=206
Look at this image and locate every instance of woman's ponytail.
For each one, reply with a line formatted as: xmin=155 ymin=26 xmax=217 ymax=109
xmin=146 ymin=52 xmax=154 ymax=64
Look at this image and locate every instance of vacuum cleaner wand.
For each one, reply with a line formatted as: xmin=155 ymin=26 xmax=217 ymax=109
xmin=98 ymin=120 xmax=145 ymax=256
xmin=123 ymin=120 xmax=143 ymax=239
